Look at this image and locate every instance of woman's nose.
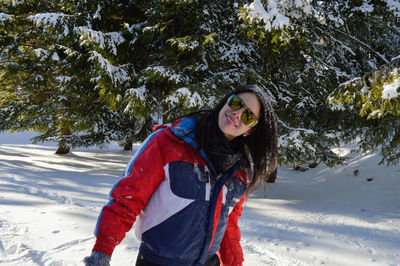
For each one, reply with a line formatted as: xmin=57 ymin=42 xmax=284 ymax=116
xmin=232 ymin=108 xmax=245 ymax=120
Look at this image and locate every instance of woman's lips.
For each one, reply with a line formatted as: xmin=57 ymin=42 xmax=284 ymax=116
xmin=225 ymin=114 xmax=237 ymax=127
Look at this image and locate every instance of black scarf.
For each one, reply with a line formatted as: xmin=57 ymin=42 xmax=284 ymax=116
xmin=203 ymin=115 xmax=243 ymax=175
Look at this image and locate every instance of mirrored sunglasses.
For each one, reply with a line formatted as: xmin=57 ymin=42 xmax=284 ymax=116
xmin=227 ymin=94 xmax=258 ymax=128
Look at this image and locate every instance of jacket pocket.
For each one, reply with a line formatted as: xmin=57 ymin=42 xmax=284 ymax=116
xmin=168 ymin=161 xmax=211 ymax=200
xmin=141 ymin=200 xmax=209 ymax=261
xmin=223 ymin=177 xmax=246 ymax=208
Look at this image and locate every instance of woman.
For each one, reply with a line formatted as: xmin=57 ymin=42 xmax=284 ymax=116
xmin=84 ymin=85 xmax=278 ymax=266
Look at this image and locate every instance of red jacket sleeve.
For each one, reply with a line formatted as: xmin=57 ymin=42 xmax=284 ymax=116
xmin=218 ymin=192 xmax=246 ymax=266
xmin=93 ymin=132 xmax=166 ymax=256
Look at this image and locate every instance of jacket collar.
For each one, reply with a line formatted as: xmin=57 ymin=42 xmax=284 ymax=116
xmin=169 ymin=116 xmax=218 ymax=175
xmin=169 ymin=116 xmax=199 ymax=149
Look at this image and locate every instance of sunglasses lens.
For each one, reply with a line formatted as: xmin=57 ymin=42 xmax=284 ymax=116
xmin=227 ymin=95 xmax=244 ymax=110
xmin=242 ymin=110 xmax=258 ymax=128
xmin=227 ymin=94 xmax=258 ymax=128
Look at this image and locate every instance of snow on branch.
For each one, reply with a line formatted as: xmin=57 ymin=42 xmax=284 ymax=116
xmin=164 ymin=87 xmax=204 ymax=108
xmin=123 ymin=85 xmax=159 ymax=120
xmin=33 ymin=48 xmax=50 ymax=59
xmin=167 ymin=36 xmax=200 ymax=51
xmin=93 ymin=4 xmax=102 ymax=19
xmin=0 ymin=12 xmax=12 ymax=24
xmin=89 ymin=51 xmax=129 ymax=86
xmin=28 ymin=13 xmax=72 ymax=36
xmin=382 ymin=76 xmax=400 ymax=100
xmin=76 ymin=27 xmax=125 ymax=56
xmin=32 ymin=47 xmax=59 ymax=62
xmin=5 ymin=0 xmax=24 ymax=6
xmin=279 ymin=126 xmax=316 ymax=152
xmin=144 ymin=66 xmax=188 ymax=84
xmin=351 ymin=2 xmax=374 ymax=13
xmin=330 ymin=56 xmax=400 ymax=119
xmin=218 ymin=42 xmax=252 ymax=63
xmin=242 ymin=0 xmax=312 ymax=31
xmin=387 ymin=0 xmax=400 ymax=16
xmin=126 ymin=85 xmax=148 ymax=102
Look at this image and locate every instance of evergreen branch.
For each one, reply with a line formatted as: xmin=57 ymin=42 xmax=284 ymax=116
xmin=323 ymin=25 xmax=390 ymax=64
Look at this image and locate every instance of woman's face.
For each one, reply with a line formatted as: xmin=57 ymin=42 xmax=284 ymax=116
xmin=218 ymin=92 xmax=261 ymax=141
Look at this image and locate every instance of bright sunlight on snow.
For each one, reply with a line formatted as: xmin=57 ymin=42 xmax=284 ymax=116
xmin=0 ymin=132 xmax=399 ymax=265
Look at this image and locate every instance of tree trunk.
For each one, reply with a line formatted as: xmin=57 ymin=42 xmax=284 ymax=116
xmin=55 ymin=145 xmax=70 ymax=154
xmin=55 ymin=128 xmax=71 ymax=154
xmin=124 ymin=138 xmax=133 ymax=151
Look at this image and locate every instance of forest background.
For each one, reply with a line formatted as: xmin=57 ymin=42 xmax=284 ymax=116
xmin=1 ymin=0 xmax=400 ymax=169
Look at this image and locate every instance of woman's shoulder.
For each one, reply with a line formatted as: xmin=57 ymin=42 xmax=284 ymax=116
xmin=147 ymin=119 xmax=192 ymax=147
xmin=147 ymin=114 xmax=209 ymax=154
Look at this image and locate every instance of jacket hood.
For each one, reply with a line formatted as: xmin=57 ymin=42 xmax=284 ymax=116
xmin=168 ymin=116 xmax=223 ymax=175
xmin=169 ymin=116 xmax=199 ymax=150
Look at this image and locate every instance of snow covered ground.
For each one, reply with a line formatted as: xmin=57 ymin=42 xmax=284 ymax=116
xmin=0 ymin=132 xmax=399 ymax=266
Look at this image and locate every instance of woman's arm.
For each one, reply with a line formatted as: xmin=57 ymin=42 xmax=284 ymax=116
xmin=218 ymin=192 xmax=246 ymax=266
xmin=92 ymin=132 xmax=166 ymax=256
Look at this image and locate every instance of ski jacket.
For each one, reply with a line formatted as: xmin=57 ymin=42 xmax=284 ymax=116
xmin=92 ymin=116 xmax=247 ymax=266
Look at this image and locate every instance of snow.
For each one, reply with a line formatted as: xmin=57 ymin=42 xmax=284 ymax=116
xmin=52 ymin=52 xmax=60 ymax=61
xmin=93 ymin=5 xmax=102 ymax=20
xmin=55 ymin=76 xmax=72 ymax=83
xmin=126 ymin=85 xmax=148 ymax=102
xmin=368 ymin=109 xmax=383 ymax=119
xmin=33 ymin=48 xmax=50 ymax=60
xmin=164 ymin=87 xmax=204 ymax=108
xmin=382 ymin=77 xmax=400 ymax=99
xmin=169 ymin=37 xmax=200 ymax=51
xmin=8 ymin=0 xmax=24 ymax=6
xmin=244 ymin=0 xmax=273 ymax=30
xmin=243 ymin=0 xmax=313 ymax=31
xmin=0 ymin=132 xmax=400 ymax=266
xmin=88 ymin=51 xmax=129 ymax=86
xmin=278 ymin=127 xmax=316 ymax=152
xmin=0 ymin=12 xmax=12 ymax=23
xmin=28 ymin=13 xmax=71 ymax=36
xmin=352 ymin=2 xmax=374 ymax=13
xmin=387 ymin=0 xmax=400 ymax=16
xmin=144 ymin=66 xmax=186 ymax=84
xmin=76 ymin=27 xmax=125 ymax=56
